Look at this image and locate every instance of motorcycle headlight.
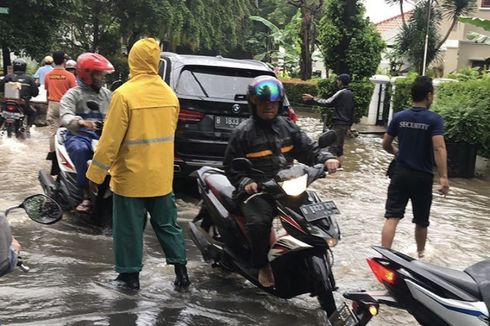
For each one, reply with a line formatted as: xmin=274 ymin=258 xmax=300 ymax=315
xmin=281 ymin=174 xmax=307 ymax=196
xmin=326 ymin=238 xmax=338 ymax=248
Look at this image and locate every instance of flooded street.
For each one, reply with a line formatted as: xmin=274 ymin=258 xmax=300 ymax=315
xmin=1 ymin=117 xmax=489 ymax=326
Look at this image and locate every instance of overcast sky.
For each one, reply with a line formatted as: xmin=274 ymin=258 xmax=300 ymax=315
xmin=363 ymin=0 xmax=415 ymax=23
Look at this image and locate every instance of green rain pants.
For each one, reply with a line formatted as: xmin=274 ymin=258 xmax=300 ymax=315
xmin=113 ymin=192 xmax=187 ymax=273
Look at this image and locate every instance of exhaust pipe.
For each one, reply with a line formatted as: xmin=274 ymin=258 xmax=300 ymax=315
xmin=38 ymin=170 xmax=57 ymax=196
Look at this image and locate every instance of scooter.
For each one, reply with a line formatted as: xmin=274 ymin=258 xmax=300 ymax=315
xmin=38 ymin=101 xmax=112 ymax=227
xmin=344 ymin=246 xmax=490 ymax=326
xmin=0 ymin=98 xmax=27 ymax=138
xmin=189 ymin=131 xmax=371 ymax=324
xmin=1 ymin=194 xmax=63 ymax=274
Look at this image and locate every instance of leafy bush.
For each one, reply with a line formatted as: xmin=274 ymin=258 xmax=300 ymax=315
xmin=317 ymin=76 xmax=374 ymax=125
xmin=391 ymin=73 xmax=417 ymax=113
xmin=281 ymin=79 xmax=318 ymax=106
xmin=433 ymin=78 xmax=490 ymax=157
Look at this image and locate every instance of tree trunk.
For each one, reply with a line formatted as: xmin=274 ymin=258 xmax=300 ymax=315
xmin=400 ymin=0 xmax=406 ymax=28
xmin=2 ymin=45 xmax=11 ymax=76
xmin=299 ymin=8 xmax=313 ymax=80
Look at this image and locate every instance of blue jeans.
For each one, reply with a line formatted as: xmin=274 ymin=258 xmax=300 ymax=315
xmin=65 ymin=130 xmax=99 ymax=190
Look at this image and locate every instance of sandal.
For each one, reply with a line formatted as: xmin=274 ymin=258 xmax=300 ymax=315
xmin=76 ymin=199 xmax=92 ymax=213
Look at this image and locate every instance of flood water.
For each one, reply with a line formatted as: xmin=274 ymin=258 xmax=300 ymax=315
xmin=0 ymin=117 xmax=489 ymax=326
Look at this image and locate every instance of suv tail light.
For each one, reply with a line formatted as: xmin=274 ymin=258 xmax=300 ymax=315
xmin=367 ymin=258 xmax=397 ymax=285
xmin=179 ymin=109 xmax=204 ymax=123
xmin=287 ymin=106 xmax=297 ymax=123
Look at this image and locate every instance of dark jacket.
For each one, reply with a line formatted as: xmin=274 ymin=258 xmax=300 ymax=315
xmin=0 ymin=72 xmax=39 ymax=109
xmin=224 ymin=116 xmax=336 ymax=195
xmin=314 ymin=87 xmax=354 ymax=126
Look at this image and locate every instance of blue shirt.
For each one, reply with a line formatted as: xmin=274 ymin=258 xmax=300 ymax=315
xmin=34 ymin=65 xmax=54 ymax=86
xmin=387 ymin=107 xmax=444 ymax=174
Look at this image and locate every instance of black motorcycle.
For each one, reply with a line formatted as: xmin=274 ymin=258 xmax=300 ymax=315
xmin=189 ymin=131 xmax=369 ymax=324
xmin=0 ymin=98 xmax=27 ymax=138
xmin=1 ymin=194 xmax=63 ymax=273
xmin=344 ymin=246 xmax=489 ymax=326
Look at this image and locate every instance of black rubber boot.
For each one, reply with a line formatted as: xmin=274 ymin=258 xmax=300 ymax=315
xmin=115 ymin=272 xmax=140 ymax=290
xmin=174 ymin=264 xmax=190 ymax=289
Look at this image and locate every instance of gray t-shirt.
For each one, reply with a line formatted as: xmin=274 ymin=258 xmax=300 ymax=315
xmin=0 ymin=214 xmax=16 ymax=277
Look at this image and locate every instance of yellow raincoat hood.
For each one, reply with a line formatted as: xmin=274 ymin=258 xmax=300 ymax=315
xmin=128 ymin=38 xmax=160 ymax=77
xmin=87 ymin=38 xmax=180 ymax=197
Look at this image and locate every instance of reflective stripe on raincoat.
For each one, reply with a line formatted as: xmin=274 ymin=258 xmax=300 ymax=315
xmin=86 ymin=38 xmax=179 ymax=197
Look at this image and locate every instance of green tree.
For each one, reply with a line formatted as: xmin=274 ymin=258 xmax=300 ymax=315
xmin=395 ymin=1 xmax=441 ymax=75
xmin=318 ymin=0 xmax=385 ymax=79
xmin=0 ymin=0 xmax=73 ymax=74
xmin=288 ymin=0 xmax=324 ymax=80
xmin=388 ymin=0 xmax=476 ymax=74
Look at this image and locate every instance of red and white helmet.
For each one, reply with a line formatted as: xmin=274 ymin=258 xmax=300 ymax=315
xmin=76 ymin=53 xmax=114 ymax=86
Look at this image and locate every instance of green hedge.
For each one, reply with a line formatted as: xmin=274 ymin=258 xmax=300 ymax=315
xmin=317 ymin=77 xmax=374 ymax=125
xmin=391 ymin=73 xmax=417 ymax=113
xmin=433 ymin=78 xmax=490 ymax=158
xmin=281 ymin=79 xmax=318 ymax=107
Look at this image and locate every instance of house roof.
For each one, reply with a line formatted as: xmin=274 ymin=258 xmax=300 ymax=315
xmin=376 ymin=10 xmax=414 ymax=44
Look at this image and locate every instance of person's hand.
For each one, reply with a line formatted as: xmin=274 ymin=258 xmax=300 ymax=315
xmin=89 ymin=180 xmax=100 ymax=197
xmin=244 ymin=182 xmax=259 ymax=194
xmin=11 ymin=236 xmax=21 ymax=254
xmin=302 ymin=94 xmax=314 ymax=102
xmin=79 ymin=119 xmax=97 ymax=130
xmin=438 ymin=176 xmax=449 ymax=196
xmin=324 ymin=159 xmax=339 ymax=174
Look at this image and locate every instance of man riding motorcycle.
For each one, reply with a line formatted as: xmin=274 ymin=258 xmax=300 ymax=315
xmin=0 ymin=215 xmax=20 ymax=277
xmin=223 ymin=76 xmax=339 ymax=287
xmin=0 ymin=58 xmax=39 ymax=135
xmin=59 ymin=53 xmax=113 ymax=213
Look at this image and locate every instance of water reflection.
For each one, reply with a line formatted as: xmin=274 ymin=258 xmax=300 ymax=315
xmin=0 ymin=120 xmax=489 ymax=325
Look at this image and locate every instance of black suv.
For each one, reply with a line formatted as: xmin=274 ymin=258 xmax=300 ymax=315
xmin=159 ymin=52 xmax=296 ymax=178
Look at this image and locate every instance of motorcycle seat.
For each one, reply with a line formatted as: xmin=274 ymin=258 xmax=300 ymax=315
xmin=465 ymin=259 xmax=490 ymax=312
xmin=411 ymin=260 xmax=481 ymax=299
xmin=204 ymin=173 xmax=240 ymax=214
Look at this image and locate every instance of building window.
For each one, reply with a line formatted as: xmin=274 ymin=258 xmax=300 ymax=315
xmin=482 ymin=0 xmax=490 ymax=7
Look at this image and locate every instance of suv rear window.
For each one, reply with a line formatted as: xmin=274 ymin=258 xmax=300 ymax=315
xmin=175 ymin=67 xmax=274 ymax=101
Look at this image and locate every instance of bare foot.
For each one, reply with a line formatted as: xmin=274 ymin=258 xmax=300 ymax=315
xmin=418 ymin=251 xmax=425 ymax=259
xmin=258 ymin=264 xmax=275 ymax=288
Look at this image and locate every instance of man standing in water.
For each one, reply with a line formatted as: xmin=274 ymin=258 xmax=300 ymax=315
xmin=302 ymin=74 xmax=354 ymax=167
xmin=381 ymin=76 xmax=449 ymax=258
xmin=86 ymin=38 xmax=189 ymax=290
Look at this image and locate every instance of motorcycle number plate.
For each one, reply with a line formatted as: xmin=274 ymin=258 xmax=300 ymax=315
xmin=1 ymin=111 xmax=21 ymax=119
xmin=300 ymin=201 xmax=340 ymax=222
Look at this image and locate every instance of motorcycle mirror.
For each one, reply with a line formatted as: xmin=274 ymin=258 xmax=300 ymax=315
xmin=20 ymin=195 xmax=63 ymax=225
xmin=318 ymin=129 xmax=337 ymax=148
xmin=232 ymin=158 xmax=253 ymax=172
xmin=86 ymin=100 xmax=100 ymax=111
xmin=110 ymin=80 xmax=123 ymax=92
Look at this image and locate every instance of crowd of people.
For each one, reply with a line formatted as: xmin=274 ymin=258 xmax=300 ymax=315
xmin=0 ymin=41 xmax=449 ymax=296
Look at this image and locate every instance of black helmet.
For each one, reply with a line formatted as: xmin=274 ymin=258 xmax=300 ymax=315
xmin=13 ymin=58 xmax=27 ymax=73
xmin=247 ymin=75 xmax=285 ymax=116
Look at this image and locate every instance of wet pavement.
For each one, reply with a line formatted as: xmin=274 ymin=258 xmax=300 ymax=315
xmin=0 ymin=118 xmax=489 ymax=325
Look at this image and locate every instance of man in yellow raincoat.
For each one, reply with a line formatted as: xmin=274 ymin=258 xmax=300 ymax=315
xmin=86 ymin=38 xmax=189 ymax=290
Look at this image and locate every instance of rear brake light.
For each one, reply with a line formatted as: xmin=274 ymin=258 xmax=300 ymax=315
xmin=287 ymin=106 xmax=297 ymax=123
xmin=7 ymin=105 xmax=16 ymax=112
xmin=179 ymin=109 xmax=204 ymax=122
xmin=367 ymin=258 xmax=396 ymax=285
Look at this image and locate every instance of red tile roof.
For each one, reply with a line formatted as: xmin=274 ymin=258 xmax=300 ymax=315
xmin=375 ymin=10 xmax=414 ymax=33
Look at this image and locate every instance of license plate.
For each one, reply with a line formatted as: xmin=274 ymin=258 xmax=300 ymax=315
xmin=214 ymin=116 xmax=246 ymax=130
xmin=300 ymin=201 xmax=339 ymax=222
xmin=1 ymin=111 xmax=22 ymax=119
xmin=328 ymin=302 xmax=359 ymax=326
